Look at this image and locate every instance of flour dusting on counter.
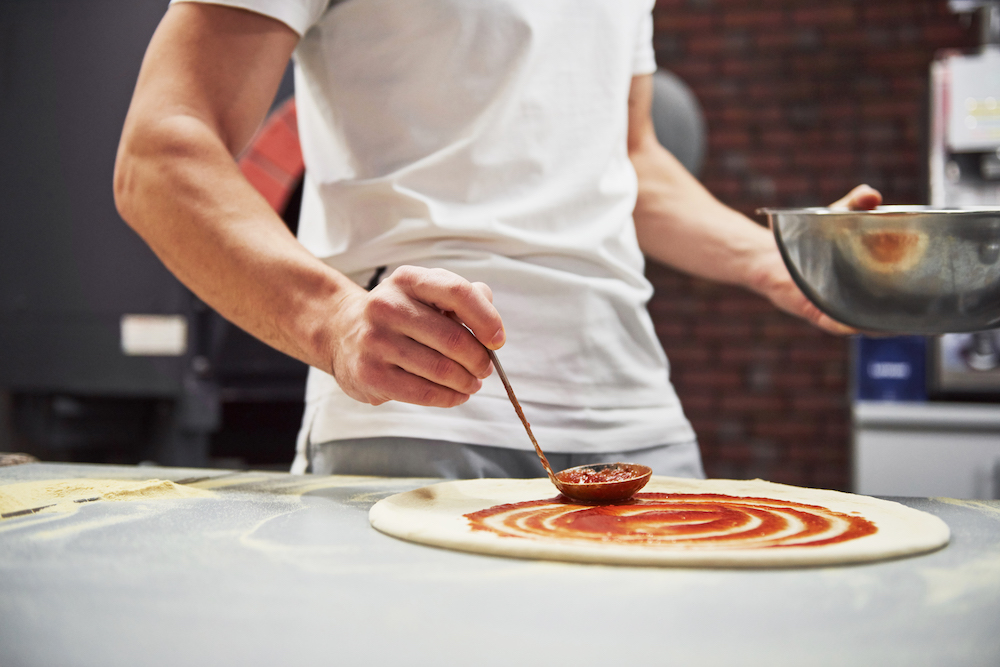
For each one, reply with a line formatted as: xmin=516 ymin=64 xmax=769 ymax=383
xmin=0 ymin=478 xmax=214 ymax=518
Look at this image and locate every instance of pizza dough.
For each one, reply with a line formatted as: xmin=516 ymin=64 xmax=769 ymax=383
xmin=369 ymin=477 xmax=950 ymax=567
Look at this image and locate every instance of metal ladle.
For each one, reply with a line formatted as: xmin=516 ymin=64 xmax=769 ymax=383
xmin=485 ymin=347 xmax=652 ymax=503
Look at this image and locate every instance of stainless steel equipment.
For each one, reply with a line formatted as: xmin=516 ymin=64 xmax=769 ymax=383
xmin=761 ymin=206 xmax=1000 ymax=334
xmin=930 ymin=1 xmax=1000 ymax=208
xmin=927 ymin=0 xmax=1000 ymax=395
xmin=0 ymin=0 xmax=304 ymax=466
xmin=853 ymin=2 xmax=1000 ymax=504
xmin=930 ymin=330 xmax=1000 ymax=394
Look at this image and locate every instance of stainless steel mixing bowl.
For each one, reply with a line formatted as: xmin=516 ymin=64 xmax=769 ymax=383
xmin=760 ymin=206 xmax=1000 ymax=334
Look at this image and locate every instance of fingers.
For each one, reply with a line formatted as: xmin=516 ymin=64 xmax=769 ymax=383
xmin=330 ymin=266 xmax=504 ymax=408
xmin=805 ymin=306 xmax=857 ymax=336
xmin=472 ymin=281 xmax=494 ymax=304
xmin=392 ymin=267 xmax=506 ymax=349
xmin=381 ymin=322 xmax=490 ymax=390
xmin=753 ymin=249 xmax=857 ymax=336
xmin=829 ymin=184 xmax=883 ymax=211
xmin=367 ymin=364 xmax=477 ymax=408
xmin=332 ymin=308 xmax=484 ymax=408
xmin=341 ymin=357 xmax=475 ymax=408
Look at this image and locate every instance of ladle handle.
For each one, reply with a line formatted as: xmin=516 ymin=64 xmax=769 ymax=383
xmin=484 ymin=347 xmax=558 ymax=484
xmin=445 ymin=311 xmax=557 ymax=484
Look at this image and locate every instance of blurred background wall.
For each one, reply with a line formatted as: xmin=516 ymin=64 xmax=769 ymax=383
xmin=647 ymin=0 xmax=980 ymax=489
xmin=0 ymin=0 xmax=986 ymax=486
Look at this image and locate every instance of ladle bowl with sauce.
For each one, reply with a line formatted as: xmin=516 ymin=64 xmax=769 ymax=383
xmin=448 ymin=310 xmax=653 ymax=504
xmin=481 ymin=342 xmax=651 ymax=504
xmin=553 ymin=462 xmax=652 ymax=503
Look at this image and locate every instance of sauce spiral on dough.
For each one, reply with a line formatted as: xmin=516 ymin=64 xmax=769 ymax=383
xmin=465 ymin=493 xmax=877 ymax=548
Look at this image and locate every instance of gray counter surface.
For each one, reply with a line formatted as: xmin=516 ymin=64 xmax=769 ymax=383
xmin=1 ymin=463 xmax=999 ymax=667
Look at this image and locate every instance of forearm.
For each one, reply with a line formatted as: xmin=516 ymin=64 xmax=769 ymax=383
xmin=114 ymin=2 xmax=502 ymax=408
xmin=114 ymin=112 xmax=358 ymax=372
xmin=625 ymin=73 xmax=876 ymax=335
xmin=631 ymin=134 xmax=775 ymax=295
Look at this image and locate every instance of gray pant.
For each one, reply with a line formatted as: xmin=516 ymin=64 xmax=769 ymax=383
xmin=308 ymin=437 xmax=705 ymax=479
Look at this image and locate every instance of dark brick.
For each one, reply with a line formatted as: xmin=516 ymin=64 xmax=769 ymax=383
xmin=759 ymin=129 xmax=798 ymax=147
xmin=664 ymin=346 xmax=713 ymax=364
xmin=720 ymin=394 xmax=786 ymax=412
xmin=687 ymin=34 xmax=728 ymax=56
xmin=865 ymin=51 xmax=932 ymax=72
xmin=677 ymin=370 xmax=744 ymax=389
xmin=753 ymin=420 xmax=818 ymax=439
xmin=791 ymin=151 xmax=856 ymax=170
xmin=922 ymin=23 xmax=975 ymax=46
xmin=654 ymin=322 xmax=689 ymax=339
xmin=692 ymin=322 xmax=756 ymax=338
xmin=656 ymin=13 xmax=716 ymax=33
xmin=708 ymin=130 xmax=754 ymax=150
xmin=678 ymin=391 xmax=718 ymax=413
xmin=792 ymin=6 xmax=857 ymax=27
xmin=723 ymin=10 xmax=787 ymax=30
xmin=862 ymin=4 xmax=917 ymax=23
xmin=823 ymin=30 xmax=872 ymax=50
xmin=789 ymin=343 xmax=849 ymax=363
xmin=666 ymin=61 xmax=718 ymax=82
xmin=769 ymin=371 xmax=819 ymax=390
xmin=790 ymin=392 xmax=849 ymax=412
xmin=718 ymin=344 xmax=785 ymax=364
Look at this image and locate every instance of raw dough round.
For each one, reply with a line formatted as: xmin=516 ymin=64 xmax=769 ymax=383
xmin=369 ymin=477 xmax=950 ymax=567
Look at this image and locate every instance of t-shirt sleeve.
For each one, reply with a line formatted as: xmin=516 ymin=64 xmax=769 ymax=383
xmin=632 ymin=10 xmax=658 ymax=75
xmin=169 ymin=0 xmax=328 ymax=37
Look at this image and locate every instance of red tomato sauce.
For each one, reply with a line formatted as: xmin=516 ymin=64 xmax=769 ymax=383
xmin=465 ymin=493 xmax=877 ymax=549
xmin=556 ymin=465 xmax=640 ymax=484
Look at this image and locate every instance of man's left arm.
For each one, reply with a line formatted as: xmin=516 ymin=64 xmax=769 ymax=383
xmin=627 ymin=74 xmax=880 ymax=334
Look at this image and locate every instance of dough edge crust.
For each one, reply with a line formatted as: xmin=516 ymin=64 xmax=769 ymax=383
xmin=369 ymin=476 xmax=951 ymax=568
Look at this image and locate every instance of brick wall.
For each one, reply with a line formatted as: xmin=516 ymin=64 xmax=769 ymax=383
xmin=648 ymin=0 xmax=980 ymax=489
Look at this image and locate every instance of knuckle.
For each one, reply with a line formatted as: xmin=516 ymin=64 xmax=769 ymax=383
xmin=357 ymin=327 xmax=387 ymax=355
xmin=365 ymin=294 xmax=396 ymax=321
xmin=441 ymin=326 xmax=467 ymax=355
xmin=430 ymin=355 xmax=458 ymax=382
xmin=426 ymin=267 xmax=451 ymax=282
xmin=449 ymin=279 xmax=476 ymax=301
xmin=416 ymin=383 xmax=442 ymax=406
xmin=473 ymin=354 xmax=492 ymax=378
xmin=472 ymin=281 xmax=493 ymax=302
xmin=354 ymin=363 xmax=380 ymax=389
xmin=390 ymin=265 xmax=420 ymax=287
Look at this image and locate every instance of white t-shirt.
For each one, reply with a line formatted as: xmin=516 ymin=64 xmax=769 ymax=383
xmin=173 ymin=0 xmax=696 ymax=469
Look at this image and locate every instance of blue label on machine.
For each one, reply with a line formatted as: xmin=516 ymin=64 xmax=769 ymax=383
xmin=855 ymin=336 xmax=927 ymax=402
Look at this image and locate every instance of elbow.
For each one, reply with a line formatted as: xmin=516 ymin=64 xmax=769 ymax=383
xmin=113 ymin=120 xmax=149 ymax=232
xmin=112 ymin=117 xmax=194 ymax=234
xmin=112 ymin=144 xmax=135 ymax=227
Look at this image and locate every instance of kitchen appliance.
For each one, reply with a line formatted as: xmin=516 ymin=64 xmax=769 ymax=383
xmin=852 ymin=0 xmax=1000 ymax=501
xmin=928 ymin=0 xmax=1000 ymax=398
xmin=930 ymin=1 xmax=1000 ymax=208
xmin=0 ymin=0 xmax=304 ymax=467
xmin=854 ymin=336 xmax=927 ymax=402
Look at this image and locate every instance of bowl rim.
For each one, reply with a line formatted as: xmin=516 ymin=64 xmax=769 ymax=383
xmin=757 ymin=205 xmax=1000 ymax=216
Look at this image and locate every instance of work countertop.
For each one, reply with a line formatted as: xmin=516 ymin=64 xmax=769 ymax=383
xmin=1 ymin=463 xmax=998 ymax=667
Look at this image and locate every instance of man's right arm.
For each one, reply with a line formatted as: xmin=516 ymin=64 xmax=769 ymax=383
xmin=114 ymin=3 xmax=504 ymax=408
